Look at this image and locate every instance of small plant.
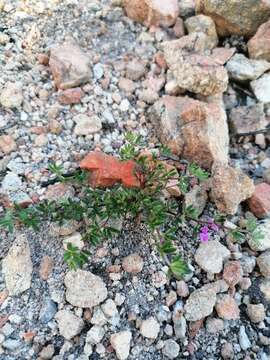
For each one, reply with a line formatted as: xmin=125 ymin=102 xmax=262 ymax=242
xmin=0 ymin=133 xmax=263 ymax=279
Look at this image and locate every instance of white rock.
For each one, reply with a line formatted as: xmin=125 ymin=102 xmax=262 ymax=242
xmin=2 ymin=235 xmax=33 ymax=296
xmin=251 ymin=74 xmax=270 ymax=103
xmin=140 ymin=317 xmax=160 ymax=339
xmin=184 ymin=286 xmax=217 ymax=321
xmin=55 ymin=310 xmax=84 ymax=340
xmin=101 ymin=299 xmax=118 ymax=317
xmin=239 ymin=326 xmax=251 ymax=350
xmin=91 ymin=307 xmax=107 ymax=326
xmin=110 ymin=331 xmax=132 ymax=360
xmin=64 ymin=270 xmax=107 ymax=308
xmin=195 ymin=240 xmax=230 ymax=274
xmin=63 ymin=232 xmax=84 ymax=250
xmin=162 ymin=339 xmax=180 ymax=359
xmin=85 ymin=325 xmax=105 ymax=345
xmin=73 ymin=114 xmax=102 ymax=135
xmin=2 ymin=172 xmax=22 ymax=192
xmin=0 ymin=82 xmax=23 ymax=109
xmin=122 ymin=253 xmax=144 ymax=273
xmin=226 ymin=54 xmax=270 ymax=81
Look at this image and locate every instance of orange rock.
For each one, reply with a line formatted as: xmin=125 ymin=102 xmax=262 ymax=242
xmin=39 ymin=256 xmax=54 ymax=281
xmin=80 ymin=151 xmax=141 ymax=188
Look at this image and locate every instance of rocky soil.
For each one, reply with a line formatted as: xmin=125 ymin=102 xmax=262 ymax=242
xmin=0 ymin=0 xmax=270 ymax=359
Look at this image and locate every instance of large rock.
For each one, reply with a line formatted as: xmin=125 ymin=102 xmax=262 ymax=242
xmin=49 ymin=40 xmax=91 ymax=90
xmin=195 ymin=240 xmax=230 ymax=274
xmin=248 ymin=19 xmax=270 ymax=61
xmin=184 ymin=285 xmax=216 ymax=321
xmin=185 ymin=14 xmax=218 ymax=49
xmin=226 ymin=53 xmax=270 ymax=81
xmin=251 ymin=73 xmax=270 ymax=103
xmin=140 ymin=317 xmax=160 ymax=339
xmin=150 ymin=95 xmax=229 ymax=169
xmin=210 ymin=164 xmax=255 ymax=215
xmin=2 ymin=235 xmax=33 ymax=296
xmin=55 ymin=310 xmax=84 ymax=340
xmin=229 ymin=104 xmax=267 ymax=135
xmin=215 ymin=294 xmax=240 ymax=320
xmin=196 ymin=0 xmax=270 ymax=37
xmin=122 ymin=0 xmax=179 ymax=27
xmin=247 ymin=183 xmax=270 ymax=218
xmin=257 ymin=251 xmax=270 ymax=278
xmin=110 ymin=331 xmax=132 ymax=360
xmin=64 ymin=270 xmax=107 ymax=308
xmin=163 ymin=36 xmax=228 ymax=96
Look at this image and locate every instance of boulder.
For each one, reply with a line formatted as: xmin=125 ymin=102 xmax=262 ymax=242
xmin=251 ymin=73 xmax=270 ymax=103
xmin=55 ymin=310 xmax=84 ymax=340
xmin=49 ymin=40 xmax=91 ymax=89
xmin=122 ymin=0 xmax=179 ymax=27
xmin=195 ymin=240 xmax=230 ymax=274
xmin=229 ymin=104 xmax=267 ymax=135
xmin=196 ymin=0 xmax=270 ymax=37
xmin=110 ymin=331 xmax=132 ymax=360
xmin=2 ymin=235 xmax=33 ymax=296
xmin=257 ymin=251 xmax=270 ymax=278
xmin=184 ymin=285 xmax=216 ymax=321
xmin=248 ymin=19 xmax=270 ymax=61
xmin=150 ymin=95 xmax=229 ymax=169
xmin=247 ymin=183 xmax=270 ymax=218
xmin=64 ymin=270 xmax=107 ymax=308
xmin=210 ymin=164 xmax=255 ymax=215
xmin=185 ymin=14 xmax=218 ymax=49
xmin=226 ymin=53 xmax=270 ymax=81
xmin=215 ymin=294 xmax=240 ymax=320
xmin=163 ymin=35 xmax=228 ymax=96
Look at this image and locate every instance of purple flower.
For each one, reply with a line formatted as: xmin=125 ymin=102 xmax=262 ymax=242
xmin=199 ymin=226 xmax=210 ymax=242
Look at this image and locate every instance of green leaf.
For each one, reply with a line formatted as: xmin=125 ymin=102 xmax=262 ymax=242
xmin=158 ymin=240 xmax=177 ymax=256
xmin=64 ymin=243 xmax=90 ymax=270
xmin=184 ymin=205 xmax=199 ymax=220
xmin=229 ymin=229 xmax=245 ymax=243
xmin=48 ymin=163 xmax=65 ymax=181
xmin=0 ymin=209 xmax=15 ymax=232
xmin=178 ymin=177 xmax=189 ymax=194
xmin=188 ymin=164 xmax=209 ymax=182
xmin=169 ymin=256 xmax=190 ymax=280
xmin=159 ymin=145 xmax=172 ymax=157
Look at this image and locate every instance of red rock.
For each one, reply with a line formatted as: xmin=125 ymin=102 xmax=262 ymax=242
xmin=58 ymin=88 xmax=84 ymax=105
xmin=223 ymin=261 xmax=243 ymax=288
xmin=123 ymin=0 xmax=179 ymax=28
xmin=39 ymin=256 xmax=54 ymax=281
xmin=248 ymin=19 xmax=270 ymax=62
xmin=80 ymin=151 xmax=142 ymax=188
xmin=247 ymin=183 xmax=270 ymax=218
